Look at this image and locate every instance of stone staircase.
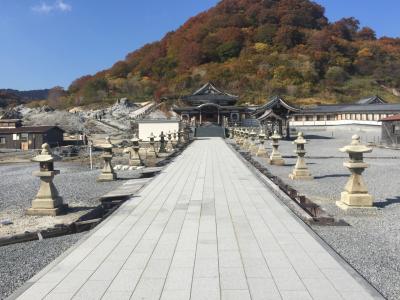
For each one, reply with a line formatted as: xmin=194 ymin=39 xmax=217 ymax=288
xmin=195 ymin=126 xmax=225 ymax=137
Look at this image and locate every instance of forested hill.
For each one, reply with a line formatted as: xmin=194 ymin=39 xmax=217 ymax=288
xmin=64 ymin=0 xmax=400 ymax=107
xmin=0 ymin=89 xmax=49 ymax=108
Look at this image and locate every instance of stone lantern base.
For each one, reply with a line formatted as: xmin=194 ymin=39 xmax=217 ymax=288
xmin=270 ymin=158 xmax=285 ymax=166
xmin=269 ymin=152 xmax=284 ymax=165
xmin=146 ymin=147 xmax=157 ymax=159
xmin=97 ymin=172 xmax=117 ymax=182
xmin=289 ymin=156 xmax=313 ymax=180
xmin=250 ymin=143 xmax=258 ymax=155
xmin=336 ymin=161 xmax=375 ymax=209
xmin=26 ymin=202 xmax=68 ymax=216
xmin=289 ymin=169 xmax=313 ymax=180
xmin=97 ymin=153 xmax=117 ymax=182
xmin=166 ymin=141 xmax=174 ymax=153
xmin=256 ymin=147 xmax=268 ymax=158
xmin=336 ymin=192 xmax=374 ymax=210
xmin=129 ymin=157 xmax=143 ymax=167
xmin=26 ymin=170 xmax=68 ymax=216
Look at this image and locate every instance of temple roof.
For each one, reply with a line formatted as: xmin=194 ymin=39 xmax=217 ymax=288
xmin=182 ymin=82 xmax=239 ymax=106
xmin=253 ymin=96 xmax=301 ymax=116
xmin=257 ymin=109 xmax=285 ymax=121
xmin=296 ymin=103 xmax=400 ymax=114
xmin=356 ymin=95 xmax=386 ymax=105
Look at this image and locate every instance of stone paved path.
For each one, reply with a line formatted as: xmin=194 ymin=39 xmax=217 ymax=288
xmin=13 ymin=138 xmax=382 ymax=300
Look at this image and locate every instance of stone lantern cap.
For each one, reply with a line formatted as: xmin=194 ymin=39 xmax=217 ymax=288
xmin=258 ymin=129 xmax=266 ymax=139
xmin=249 ymin=129 xmax=256 ymax=137
xmin=293 ymin=132 xmax=307 ymax=145
xmin=97 ymin=137 xmax=113 ymax=150
xmin=32 ymin=143 xmax=54 ymax=163
xmin=149 ymin=132 xmax=155 ymax=139
xmin=271 ymin=130 xmax=282 ymax=140
xmin=131 ymin=135 xmax=141 ymax=143
xmin=340 ymin=135 xmax=372 ymax=154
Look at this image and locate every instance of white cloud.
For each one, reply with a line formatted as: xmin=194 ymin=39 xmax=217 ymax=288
xmin=32 ymin=0 xmax=72 ymax=14
xmin=55 ymin=0 xmax=72 ymax=12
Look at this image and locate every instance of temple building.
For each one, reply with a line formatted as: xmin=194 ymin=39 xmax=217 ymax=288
xmin=173 ymin=82 xmax=250 ymax=126
xmin=252 ymin=96 xmax=300 ymax=138
xmin=290 ymin=96 xmax=400 ymax=126
xmin=381 ymin=114 xmax=400 ymax=146
xmin=173 ymin=83 xmax=400 ymax=139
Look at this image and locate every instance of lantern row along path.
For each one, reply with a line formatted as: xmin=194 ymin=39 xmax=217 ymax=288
xmin=12 ymin=138 xmax=382 ymax=300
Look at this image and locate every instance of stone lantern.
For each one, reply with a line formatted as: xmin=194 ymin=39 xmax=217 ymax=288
xmin=172 ymin=130 xmax=178 ymax=146
xmin=229 ymin=126 xmax=234 ymax=139
xmin=179 ymin=128 xmax=188 ymax=145
xmin=124 ymin=134 xmax=144 ymax=167
xmin=166 ymin=131 xmax=174 ymax=152
xmin=249 ymin=129 xmax=258 ymax=154
xmin=184 ymin=127 xmax=190 ymax=142
xmin=232 ymin=123 xmax=237 ymax=140
xmin=27 ymin=143 xmax=67 ymax=216
xmin=147 ymin=132 xmax=157 ymax=159
xmin=269 ymin=130 xmax=285 ymax=165
xmin=236 ymin=128 xmax=242 ymax=145
xmin=97 ymin=137 xmax=117 ymax=182
xmin=289 ymin=132 xmax=313 ymax=180
xmin=336 ymin=135 xmax=374 ymax=209
xmin=159 ymin=131 xmax=167 ymax=153
xmin=242 ymin=129 xmax=250 ymax=150
xmin=177 ymin=129 xmax=183 ymax=147
xmin=256 ymin=129 xmax=268 ymax=158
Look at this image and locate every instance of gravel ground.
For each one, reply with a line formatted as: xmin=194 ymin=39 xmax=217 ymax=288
xmin=0 ymin=162 xmax=125 ymax=236
xmin=0 ymin=162 xmax=124 ymax=211
xmin=0 ymin=161 xmax=140 ymax=299
xmin=0 ymin=232 xmax=86 ymax=299
xmin=241 ymin=125 xmax=400 ymax=300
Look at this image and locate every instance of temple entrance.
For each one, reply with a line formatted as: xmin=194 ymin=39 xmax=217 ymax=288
xmin=199 ymin=104 xmax=220 ymax=126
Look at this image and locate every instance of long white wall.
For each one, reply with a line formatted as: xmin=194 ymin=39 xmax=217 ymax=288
xmin=290 ymin=120 xmax=381 ymax=127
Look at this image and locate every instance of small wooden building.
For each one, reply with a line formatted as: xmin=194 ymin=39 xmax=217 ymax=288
xmin=381 ymin=114 xmax=400 ymax=146
xmin=0 ymin=119 xmax=64 ymax=150
xmin=252 ymin=96 xmax=301 ymax=138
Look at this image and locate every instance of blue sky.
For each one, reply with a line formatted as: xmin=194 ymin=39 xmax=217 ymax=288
xmin=0 ymin=0 xmax=399 ymax=90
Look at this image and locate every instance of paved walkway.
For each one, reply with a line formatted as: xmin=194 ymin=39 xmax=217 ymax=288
xmin=14 ymin=138 xmax=381 ymax=300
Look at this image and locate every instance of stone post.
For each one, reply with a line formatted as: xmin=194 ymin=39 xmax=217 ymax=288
xmin=179 ymin=129 xmax=186 ymax=144
xmin=97 ymin=137 xmax=117 ymax=182
xmin=146 ymin=132 xmax=157 ymax=159
xmin=177 ymin=129 xmax=184 ymax=147
xmin=166 ymin=131 xmax=174 ymax=152
xmin=27 ymin=143 xmax=67 ymax=216
xmin=232 ymin=123 xmax=237 ymax=140
xmin=172 ymin=130 xmax=178 ymax=146
xmin=289 ymin=132 xmax=313 ymax=180
xmin=269 ymin=131 xmax=285 ymax=165
xmin=124 ymin=134 xmax=144 ymax=167
xmin=249 ymin=129 xmax=259 ymax=154
xmin=184 ymin=127 xmax=190 ymax=142
xmin=236 ymin=128 xmax=243 ymax=145
xmin=242 ymin=129 xmax=250 ymax=150
xmin=256 ymin=129 xmax=269 ymax=158
xmin=159 ymin=131 xmax=167 ymax=153
xmin=336 ymin=135 xmax=374 ymax=209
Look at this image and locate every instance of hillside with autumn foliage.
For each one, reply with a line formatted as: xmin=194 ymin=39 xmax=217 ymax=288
xmin=61 ymin=0 xmax=400 ymax=108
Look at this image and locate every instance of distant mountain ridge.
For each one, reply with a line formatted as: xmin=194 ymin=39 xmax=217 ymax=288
xmin=0 ymin=89 xmax=49 ymax=108
xmin=61 ymin=0 xmax=400 ymax=107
